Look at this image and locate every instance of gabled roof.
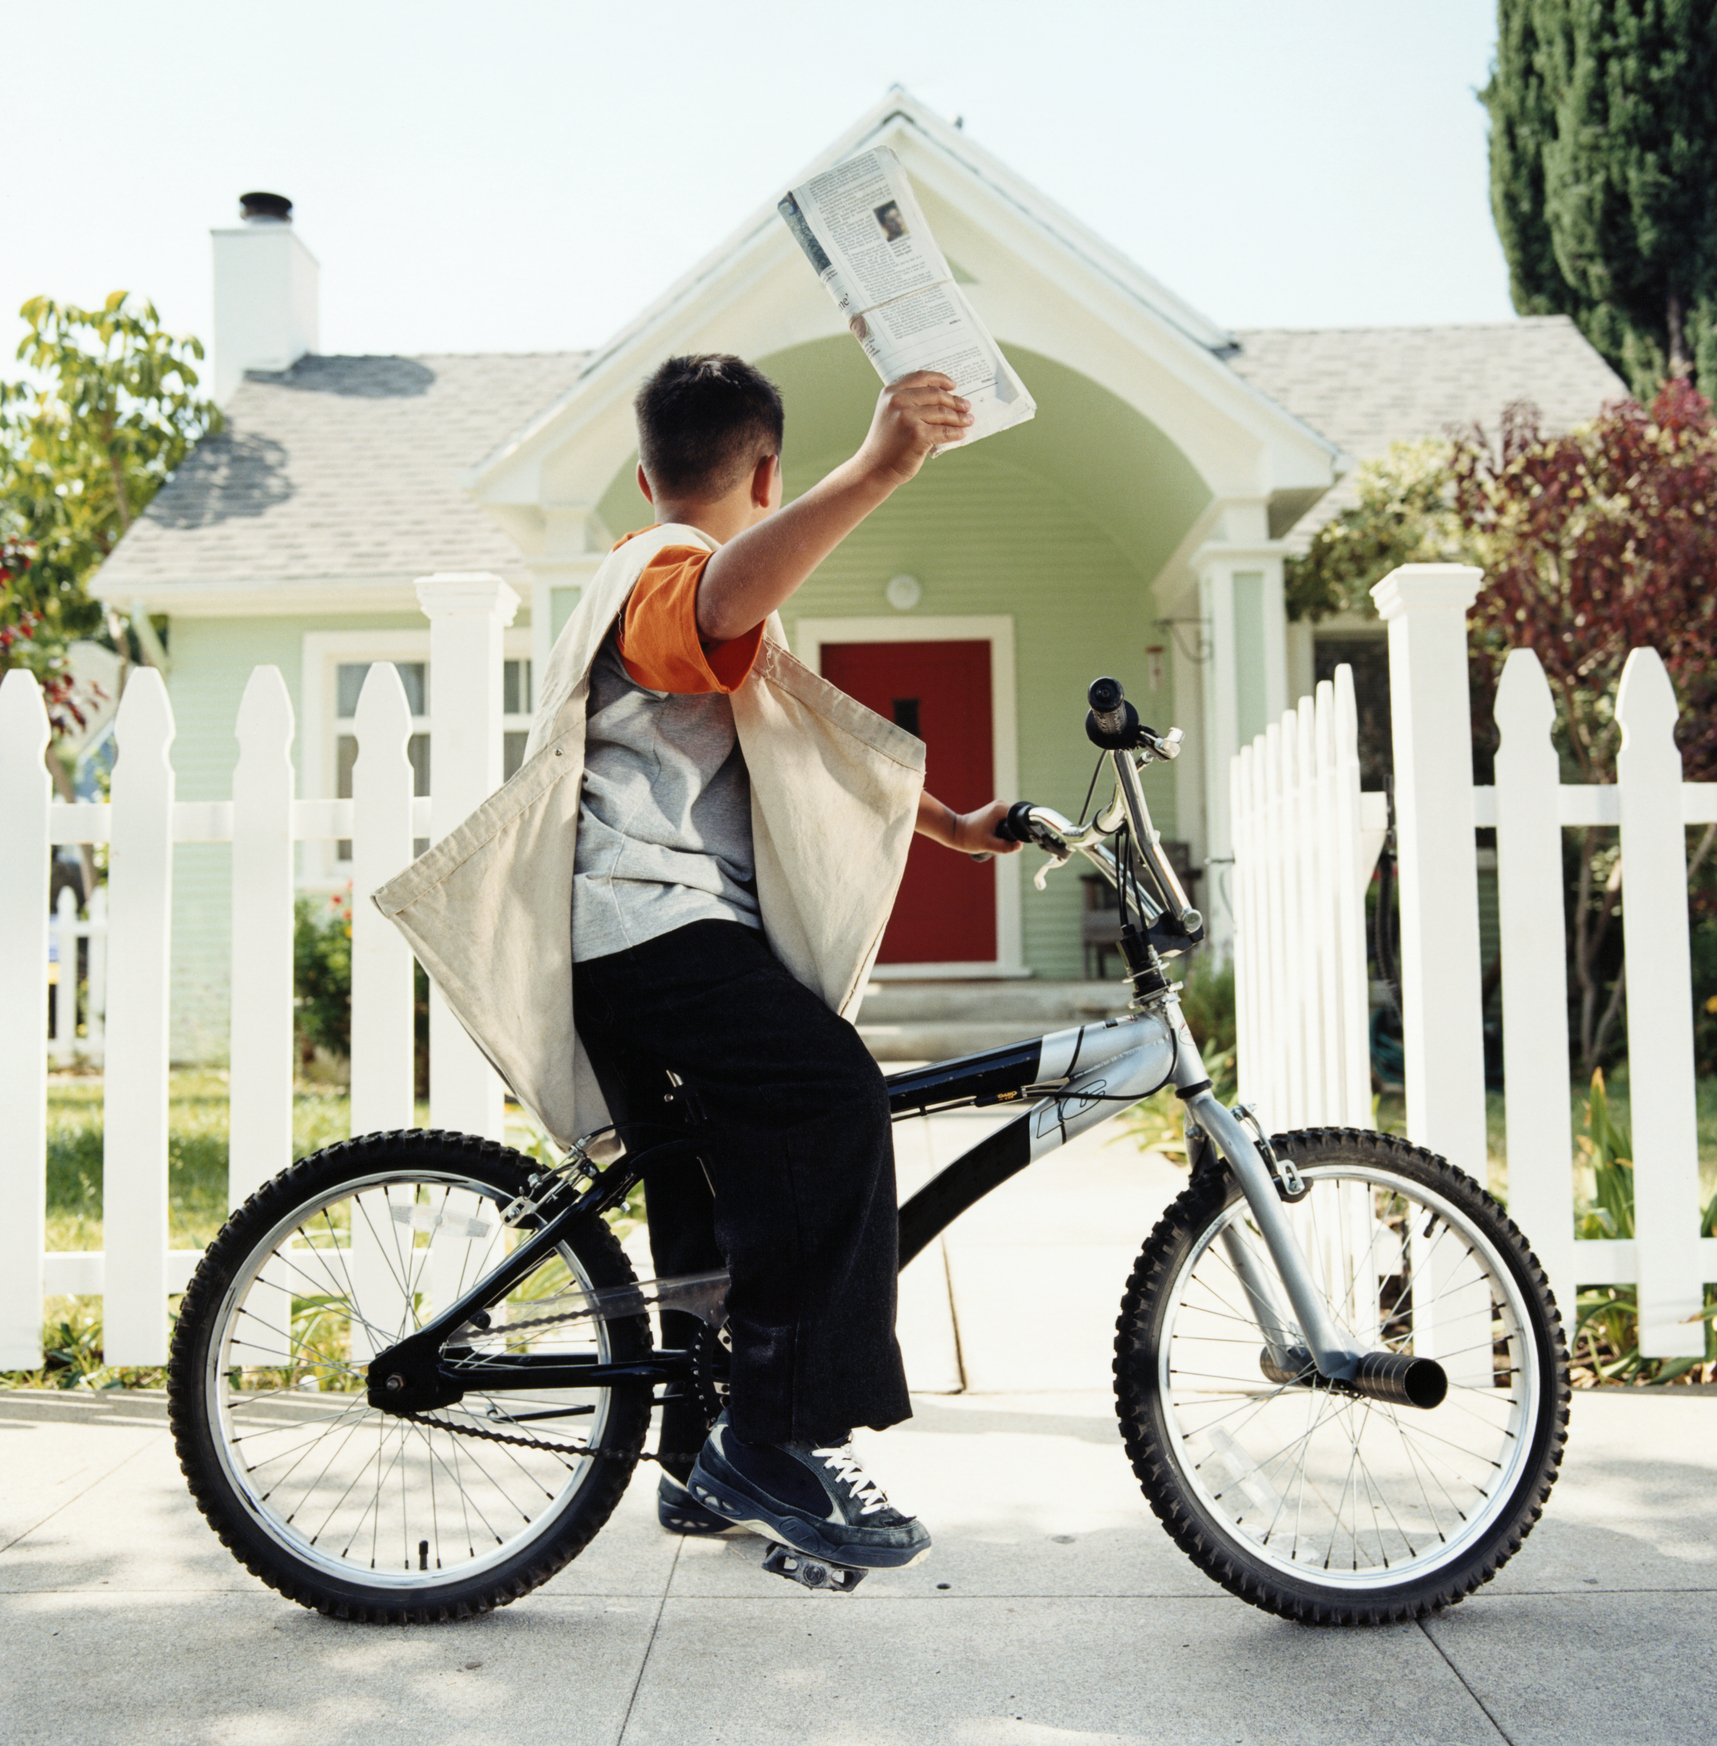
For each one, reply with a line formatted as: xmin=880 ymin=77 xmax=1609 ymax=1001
xmin=467 ymin=88 xmax=1339 ymax=525
xmin=1228 ymin=316 xmax=1627 ymax=540
xmin=95 ymin=351 xmax=586 ymax=610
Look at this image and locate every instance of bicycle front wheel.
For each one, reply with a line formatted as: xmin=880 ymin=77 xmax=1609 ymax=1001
xmin=1114 ymin=1127 xmax=1569 ymax=1623
xmin=167 ymin=1129 xmax=651 ymax=1622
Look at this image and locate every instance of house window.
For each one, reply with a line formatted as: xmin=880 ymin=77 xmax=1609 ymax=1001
xmin=328 ymin=656 xmax=534 ymax=864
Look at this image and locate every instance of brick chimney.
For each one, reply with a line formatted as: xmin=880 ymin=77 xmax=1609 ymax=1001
xmin=210 ymin=192 xmax=319 ymax=403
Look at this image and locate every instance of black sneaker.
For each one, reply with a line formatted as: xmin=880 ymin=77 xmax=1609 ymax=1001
xmin=686 ymin=1412 xmax=931 ymax=1570
xmin=656 ymin=1470 xmax=739 ymax=1534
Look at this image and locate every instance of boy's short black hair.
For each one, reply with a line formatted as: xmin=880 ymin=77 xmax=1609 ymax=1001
xmin=634 ymin=353 xmax=785 ymax=499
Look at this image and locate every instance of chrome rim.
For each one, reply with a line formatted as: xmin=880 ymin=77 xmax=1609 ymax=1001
xmin=204 ymin=1170 xmax=622 ymax=1590
xmin=1154 ymin=1164 xmax=1541 ymax=1588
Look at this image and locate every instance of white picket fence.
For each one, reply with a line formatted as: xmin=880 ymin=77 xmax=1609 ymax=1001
xmin=1231 ymin=564 xmax=1717 ymax=1354
xmin=0 ymin=572 xmax=520 ymax=1371
xmin=49 ymin=885 xmax=108 ymax=1065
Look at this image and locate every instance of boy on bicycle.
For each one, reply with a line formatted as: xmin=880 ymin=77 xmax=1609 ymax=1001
xmin=551 ymin=352 xmax=1018 ymax=1571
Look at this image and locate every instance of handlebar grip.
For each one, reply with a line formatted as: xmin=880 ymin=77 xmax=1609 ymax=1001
xmin=1087 ymin=676 xmax=1126 ymax=731
xmin=1085 ymin=676 xmax=1141 ymax=751
xmin=994 ymin=800 xmax=1039 ymax=844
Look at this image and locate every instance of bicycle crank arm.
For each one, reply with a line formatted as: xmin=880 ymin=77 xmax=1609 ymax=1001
xmin=368 ymin=1347 xmax=701 ymax=1413
xmin=363 ymin=1134 xmax=708 ymax=1408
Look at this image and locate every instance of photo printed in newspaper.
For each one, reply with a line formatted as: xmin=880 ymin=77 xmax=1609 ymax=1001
xmin=778 ymin=146 xmax=1035 ymax=449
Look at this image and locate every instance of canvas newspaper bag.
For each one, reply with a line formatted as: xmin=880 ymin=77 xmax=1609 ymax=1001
xmin=372 ymin=523 xmax=926 ymax=1150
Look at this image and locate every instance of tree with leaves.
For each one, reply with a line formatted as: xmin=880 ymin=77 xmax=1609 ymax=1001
xmin=1483 ymin=0 xmax=1717 ymax=394
xmin=1 ymin=292 xmax=220 ymax=809
xmin=1452 ymin=380 xmax=1717 ymax=1071
xmin=2 ymin=292 xmax=220 ymax=637
xmin=1284 ymin=440 xmax=1468 ymax=623
xmin=1288 ymin=385 xmax=1717 ymax=1074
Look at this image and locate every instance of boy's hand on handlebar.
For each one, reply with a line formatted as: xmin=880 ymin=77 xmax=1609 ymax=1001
xmin=954 ymin=800 xmax=1024 ymax=855
xmin=916 ymin=794 xmax=1024 ymax=856
xmin=857 ymin=372 xmax=973 ymax=485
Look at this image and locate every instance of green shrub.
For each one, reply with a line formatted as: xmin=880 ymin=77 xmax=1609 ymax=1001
xmin=293 ymin=891 xmax=351 ymax=1062
xmin=293 ymin=888 xmax=428 ymax=1093
xmin=1572 ymin=1068 xmax=1717 ymax=1386
xmin=1123 ymin=955 xmax=1237 ymax=1159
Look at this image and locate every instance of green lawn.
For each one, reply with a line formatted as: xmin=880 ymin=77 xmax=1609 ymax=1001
xmin=16 ymin=1069 xmax=634 ymax=1390
xmin=42 ymin=1068 xmax=622 ymax=1256
xmin=44 ymin=1069 xmax=381 ymax=1254
xmin=1376 ymin=1071 xmax=1717 ymax=1210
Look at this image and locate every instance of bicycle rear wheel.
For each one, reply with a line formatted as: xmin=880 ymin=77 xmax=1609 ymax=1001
xmin=167 ymin=1129 xmax=651 ymax=1622
xmin=1114 ymin=1127 xmax=1568 ymax=1623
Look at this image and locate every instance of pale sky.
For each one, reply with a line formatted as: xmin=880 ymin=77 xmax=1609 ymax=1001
xmin=4 ymin=0 xmax=1512 ymax=372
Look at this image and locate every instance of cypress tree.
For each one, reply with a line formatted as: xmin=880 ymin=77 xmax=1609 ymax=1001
xmin=1482 ymin=1 xmax=1717 ymax=395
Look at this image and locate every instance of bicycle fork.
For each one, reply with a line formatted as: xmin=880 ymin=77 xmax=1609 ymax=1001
xmin=1169 ymin=1029 xmax=1447 ymax=1412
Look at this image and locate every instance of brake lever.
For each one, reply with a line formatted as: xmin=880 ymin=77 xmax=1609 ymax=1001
xmin=1030 ymin=837 xmax=1072 ymax=890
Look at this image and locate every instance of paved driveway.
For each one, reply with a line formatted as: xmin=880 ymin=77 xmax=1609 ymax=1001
xmin=3 ymin=1385 xmax=1714 ymax=1746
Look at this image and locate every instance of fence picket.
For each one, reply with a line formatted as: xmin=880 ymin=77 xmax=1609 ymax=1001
xmin=1280 ymin=720 xmax=1309 ymax=1127
xmin=1615 ymin=649 xmax=1705 ymax=1358
xmin=229 ymin=667 xmax=296 ymax=1211
xmin=0 ymin=673 xmax=52 ymax=1369
xmin=1232 ymin=743 xmax=1258 ymax=1106
xmin=1311 ymin=686 xmax=1339 ymax=1119
xmin=1292 ymin=694 xmax=1320 ymax=1117
xmin=1494 ymin=651 xmax=1577 ymax=1325
xmin=1371 ymin=567 xmax=1487 ymax=1174
xmin=86 ymin=884 xmax=107 ymax=1062
xmin=1332 ymin=667 xmax=1371 ymax=1125
xmin=103 ymin=670 xmax=176 ymax=1367
xmin=350 ymin=664 xmax=417 ymax=1135
xmin=1263 ymin=723 xmax=1290 ymax=1124
xmin=51 ymin=886 xmax=78 ymax=1065
xmin=418 ymin=575 xmax=517 ymax=1140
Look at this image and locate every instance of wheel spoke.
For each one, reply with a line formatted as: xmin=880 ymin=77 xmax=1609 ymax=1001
xmin=1123 ymin=1147 xmax=1560 ymax=1605
xmin=174 ymin=1144 xmax=651 ymax=1612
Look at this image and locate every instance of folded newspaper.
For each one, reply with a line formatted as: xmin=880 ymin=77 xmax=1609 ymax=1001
xmin=778 ymin=147 xmax=1035 ymax=450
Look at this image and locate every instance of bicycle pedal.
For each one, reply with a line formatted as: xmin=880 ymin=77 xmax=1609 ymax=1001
xmin=761 ymin=1540 xmax=866 ymax=1594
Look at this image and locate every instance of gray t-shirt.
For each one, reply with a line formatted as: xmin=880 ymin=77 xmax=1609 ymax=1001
xmin=571 ymin=633 xmax=760 ymax=961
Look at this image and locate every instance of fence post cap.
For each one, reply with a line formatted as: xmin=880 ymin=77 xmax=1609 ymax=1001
xmin=414 ymin=573 xmax=521 ymax=624
xmin=1371 ymin=564 xmax=1484 ymax=621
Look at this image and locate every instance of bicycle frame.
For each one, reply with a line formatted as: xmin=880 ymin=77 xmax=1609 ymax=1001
xmin=366 ymin=742 xmax=1372 ymax=1418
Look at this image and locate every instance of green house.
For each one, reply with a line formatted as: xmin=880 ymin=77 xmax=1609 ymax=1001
xmin=93 ymin=91 xmax=1623 ymax=1060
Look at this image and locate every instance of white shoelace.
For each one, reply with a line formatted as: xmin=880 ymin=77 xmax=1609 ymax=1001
xmin=812 ymin=1443 xmax=892 ymax=1516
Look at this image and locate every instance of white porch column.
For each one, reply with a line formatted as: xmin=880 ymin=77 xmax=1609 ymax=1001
xmin=1193 ymin=529 xmax=1288 ymax=955
xmin=417 ymin=572 xmax=520 ymax=1139
xmin=1371 ymin=565 xmax=1487 ymax=1173
xmin=523 ymin=507 xmax=610 ymax=684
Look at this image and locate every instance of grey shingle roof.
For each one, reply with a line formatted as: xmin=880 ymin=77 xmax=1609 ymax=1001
xmin=97 ymin=318 xmax=1628 ymax=594
xmin=1225 ymin=316 xmax=1628 ymax=539
xmin=95 ymin=352 xmax=587 ymax=593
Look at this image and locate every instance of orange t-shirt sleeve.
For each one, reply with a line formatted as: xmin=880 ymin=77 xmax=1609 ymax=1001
xmin=617 ymin=544 xmax=763 ymax=694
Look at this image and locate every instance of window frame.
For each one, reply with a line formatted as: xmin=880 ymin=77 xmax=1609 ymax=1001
xmin=299 ymin=627 xmax=535 ymax=889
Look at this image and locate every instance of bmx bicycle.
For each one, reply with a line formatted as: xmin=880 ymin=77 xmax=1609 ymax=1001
xmin=166 ymin=676 xmax=1569 ymax=1624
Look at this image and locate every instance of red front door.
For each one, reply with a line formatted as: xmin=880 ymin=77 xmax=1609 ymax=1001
xmin=819 ymin=640 xmax=995 ymax=963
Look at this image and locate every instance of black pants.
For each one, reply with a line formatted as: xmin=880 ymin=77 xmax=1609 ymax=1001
xmin=572 ymin=919 xmax=911 ymax=1446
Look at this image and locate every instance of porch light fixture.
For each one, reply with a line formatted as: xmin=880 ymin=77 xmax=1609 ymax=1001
xmin=885 ymin=573 xmax=922 ymax=610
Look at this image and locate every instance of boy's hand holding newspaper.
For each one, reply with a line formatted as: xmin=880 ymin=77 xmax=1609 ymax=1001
xmin=857 ymin=370 xmax=975 ymax=485
xmin=695 ymin=372 xmax=969 ymax=641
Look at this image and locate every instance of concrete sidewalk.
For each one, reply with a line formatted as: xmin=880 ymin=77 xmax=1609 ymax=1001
xmin=3 ymin=1385 xmax=1714 ymax=1746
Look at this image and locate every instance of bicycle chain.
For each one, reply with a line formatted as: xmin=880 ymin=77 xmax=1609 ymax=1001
xmin=393 ymin=1406 xmax=702 ymax=1468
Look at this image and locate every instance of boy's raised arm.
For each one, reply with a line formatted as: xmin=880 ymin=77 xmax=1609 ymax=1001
xmin=694 ymin=371 xmax=971 ymax=642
